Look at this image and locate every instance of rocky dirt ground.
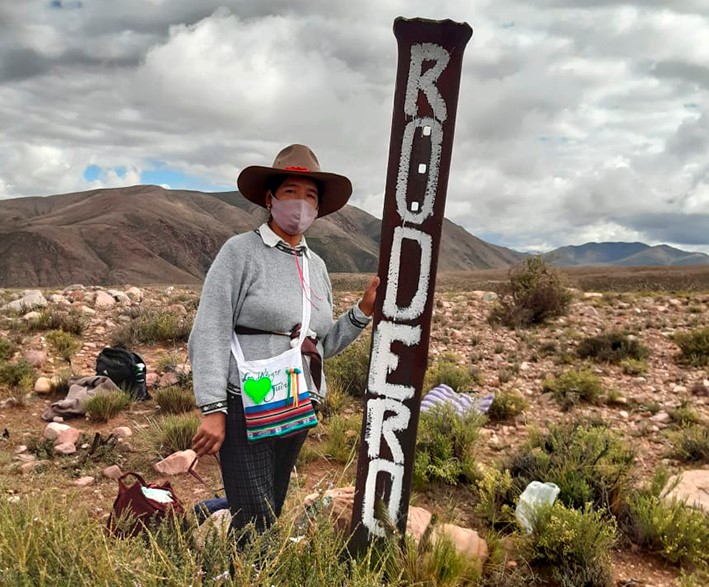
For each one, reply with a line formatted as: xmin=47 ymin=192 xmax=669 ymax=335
xmin=0 ymin=280 xmax=707 ymax=586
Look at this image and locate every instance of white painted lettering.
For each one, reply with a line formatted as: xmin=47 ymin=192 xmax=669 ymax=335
xmin=368 ymin=321 xmax=422 ymax=401
xmin=362 ymin=459 xmax=405 ymax=537
xmin=365 ymin=398 xmax=411 ymax=463
xmin=404 ymin=43 xmax=450 ymax=121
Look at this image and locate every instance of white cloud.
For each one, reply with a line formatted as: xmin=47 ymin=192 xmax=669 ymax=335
xmin=0 ymin=0 xmax=708 ymax=255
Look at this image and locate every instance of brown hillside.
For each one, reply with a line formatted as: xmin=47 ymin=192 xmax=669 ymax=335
xmin=0 ymin=185 xmax=523 ymax=287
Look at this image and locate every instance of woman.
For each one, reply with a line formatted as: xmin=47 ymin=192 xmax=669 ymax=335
xmin=189 ymin=144 xmax=379 ymax=539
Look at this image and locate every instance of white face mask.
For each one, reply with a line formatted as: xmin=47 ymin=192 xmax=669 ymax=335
xmin=270 ymin=196 xmax=318 ymax=235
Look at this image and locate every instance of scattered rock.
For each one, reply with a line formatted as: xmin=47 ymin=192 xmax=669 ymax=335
xmin=650 ymin=412 xmax=671 ymax=424
xmin=663 ymin=470 xmax=709 ymax=512
xmin=167 ymin=304 xmax=187 ymax=316
xmin=125 ymin=286 xmax=144 ymax=301
xmin=672 ymin=385 xmax=687 ymax=394
xmin=23 ymin=350 xmax=48 ymax=368
xmin=2 ymin=290 xmax=48 ymax=313
xmin=111 ymin=426 xmax=132 ymax=440
xmin=482 ymin=292 xmax=498 ymax=302
xmin=54 ymin=442 xmax=77 ymax=455
xmin=406 ymin=506 xmax=433 ymax=542
xmin=14 ymin=445 xmax=27 ymax=454
xmin=154 ymin=449 xmax=197 ymax=475
xmin=43 ymin=422 xmax=70 ymax=440
xmin=53 ymin=416 xmax=64 ymax=423
xmin=74 ymin=476 xmax=95 ymax=487
xmin=79 ymin=306 xmax=96 ymax=316
xmin=63 ymin=284 xmax=86 ymax=293
xmin=55 ymin=427 xmax=81 ymax=446
xmin=94 ymin=291 xmax=116 ymax=308
xmin=103 ymin=465 xmax=123 ymax=480
xmin=20 ymin=461 xmax=44 ymax=474
xmin=433 ymin=524 xmax=488 ymax=565
xmin=146 ymin=372 xmax=159 ymax=388
xmin=107 ymin=289 xmax=130 ymax=304
xmin=583 ymin=292 xmax=603 ymax=299
xmin=34 ymin=377 xmax=52 ymax=395
xmin=619 ymin=411 xmax=629 ymax=419
xmin=22 ymin=311 xmax=41 ymax=321
xmin=159 ymin=372 xmax=179 ymax=388
xmin=1 ymin=397 xmax=18 ymax=409
xmin=48 ymin=294 xmax=68 ymax=304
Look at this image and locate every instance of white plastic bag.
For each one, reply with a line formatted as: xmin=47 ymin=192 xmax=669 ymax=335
xmin=515 ymin=481 xmax=560 ymax=533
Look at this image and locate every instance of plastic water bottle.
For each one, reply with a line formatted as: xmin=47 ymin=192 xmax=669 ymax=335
xmin=515 ymin=481 xmax=561 ymax=533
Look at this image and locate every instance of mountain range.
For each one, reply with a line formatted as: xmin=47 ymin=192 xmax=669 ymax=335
xmin=0 ymin=185 xmax=522 ymax=287
xmin=0 ymin=186 xmax=706 ymax=287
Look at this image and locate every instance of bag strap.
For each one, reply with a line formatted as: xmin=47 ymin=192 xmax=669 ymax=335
xmin=117 ymin=471 xmax=147 ymax=490
xmin=231 ymin=254 xmax=311 ymax=363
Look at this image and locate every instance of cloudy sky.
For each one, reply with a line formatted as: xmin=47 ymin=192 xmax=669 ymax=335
xmin=1 ymin=0 xmax=708 ymax=254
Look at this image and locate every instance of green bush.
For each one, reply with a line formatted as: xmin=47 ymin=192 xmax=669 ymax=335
xmin=527 ymin=503 xmax=616 ymax=587
xmin=414 ymin=403 xmax=485 ymax=486
xmin=0 ymin=336 xmax=15 ymax=361
xmin=320 ymin=413 xmax=361 ymax=464
xmin=668 ymin=400 xmax=702 ymax=427
xmin=667 ymin=424 xmax=709 ymax=463
xmin=45 ymin=330 xmax=81 ymax=363
xmin=152 ymin=413 xmax=200 ymax=455
xmin=324 ymin=335 xmax=370 ymax=397
xmin=154 ymin=386 xmax=196 ymax=415
xmin=23 ymin=308 xmax=87 ymax=335
xmin=620 ymin=358 xmax=649 ymax=375
xmin=424 ymin=353 xmax=476 ymax=392
xmin=487 ymin=389 xmax=528 ymax=422
xmin=504 ymin=423 xmax=635 ymax=514
xmin=84 ymin=391 xmax=131 ymax=423
xmin=488 ymin=256 xmax=571 ymax=327
xmin=577 ymin=331 xmax=650 ymax=364
xmin=674 ymin=327 xmax=709 ymax=366
xmin=622 ymin=471 xmax=709 ymax=567
xmin=475 ymin=467 xmax=517 ymax=529
xmin=542 ymin=368 xmax=603 ymax=410
xmin=0 ymin=360 xmax=35 ymax=392
xmin=110 ymin=309 xmax=193 ymax=347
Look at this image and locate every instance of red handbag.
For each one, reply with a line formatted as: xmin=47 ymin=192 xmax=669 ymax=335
xmin=107 ymin=472 xmax=184 ymax=538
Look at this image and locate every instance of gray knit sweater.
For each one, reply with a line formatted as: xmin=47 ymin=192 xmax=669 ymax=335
xmin=188 ymin=223 xmax=371 ymax=414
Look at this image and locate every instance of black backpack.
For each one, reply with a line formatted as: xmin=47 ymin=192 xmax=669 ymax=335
xmin=96 ymin=347 xmax=149 ymax=401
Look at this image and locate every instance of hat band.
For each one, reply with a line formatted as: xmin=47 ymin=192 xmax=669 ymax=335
xmin=283 ymin=166 xmax=311 ymax=172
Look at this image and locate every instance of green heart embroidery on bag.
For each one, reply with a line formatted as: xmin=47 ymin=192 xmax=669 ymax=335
xmin=243 ymin=376 xmax=273 ymax=405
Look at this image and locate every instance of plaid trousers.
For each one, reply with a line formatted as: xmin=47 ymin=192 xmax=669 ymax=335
xmin=219 ymin=392 xmax=308 ymax=537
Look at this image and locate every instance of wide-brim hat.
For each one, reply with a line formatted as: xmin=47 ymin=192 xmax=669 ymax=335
xmin=237 ymin=144 xmax=353 ymax=218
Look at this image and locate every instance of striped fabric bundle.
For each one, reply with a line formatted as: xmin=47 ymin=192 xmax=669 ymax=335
xmin=420 ymin=384 xmax=494 ymax=416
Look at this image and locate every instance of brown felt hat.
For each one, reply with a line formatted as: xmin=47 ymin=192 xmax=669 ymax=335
xmin=237 ymin=144 xmax=353 ymax=218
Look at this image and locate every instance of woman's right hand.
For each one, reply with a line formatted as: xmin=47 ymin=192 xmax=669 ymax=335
xmin=192 ymin=412 xmax=226 ymax=457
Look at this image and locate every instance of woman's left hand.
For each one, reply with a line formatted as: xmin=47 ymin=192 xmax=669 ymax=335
xmin=358 ymin=275 xmax=380 ymax=317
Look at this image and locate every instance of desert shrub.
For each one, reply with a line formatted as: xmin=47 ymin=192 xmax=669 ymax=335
xmin=23 ymin=308 xmax=87 ymax=335
xmin=0 ymin=360 xmax=35 ymax=392
xmin=668 ymin=400 xmax=702 ymax=427
xmin=605 ymin=388 xmax=626 ymax=405
xmin=0 ymin=336 xmax=15 ymax=361
xmin=475 ymin=467 xmax=517 ymax=529
xmin=488 ymin=256 xmax=571 ymax=327
xmin=542 ymin=368 xmax=603 ymax=410
xmin=622 ymin=470 xmax=709 ymax=567
xmin=674 ymin=327 xmax=709 ymax=366
xmin=414 ymin=403 xmax=485 ymax=486
xmin=577 ymin=331 xmax=650 ymax=364
xmin=45 ymin=329 xmax=81 ymax=363
xmin=84 ymin=391 xmax=131 ymax=423
xmin=527 ymin=502 xmax=616 ymax=587
xmin=320 ymin=413 xmax=361 ymax=464
xmin=620 ymin=358 xmax=649 ymax=375
xmin=319 ymin=382 xmax=349 ymax=419
xmin=110 ymin=309 xmax=192 ymax=347
xmin=680 ymin=567 xmax=709 ymax=587
xmin=324 ymin=334 xmax=370 ymax=397
xmin=154 ymin=386 xmax=196 ymax=415
xmin=503 ymin=423 xmax=635 ymax=514
xmin=152 ymin=413 xmax=200 ymax=455
xmin=667 ymin=424 xmax=709 ymax=463
xmin=424 ymin=353 xmax=476 ymax=392
xmin=487 ymin=389 xmax=528 ymax=422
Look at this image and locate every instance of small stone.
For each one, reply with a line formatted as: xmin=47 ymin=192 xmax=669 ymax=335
xmin=52 ymin=416 xmax=64 ymax=423
xmin=111 ymin=426 xmax=132 ymax=440
xmin=22 ymin=311 xmax=41 ymax=321
xmin=54 ymin=442 xmax=77 ymax=455
xmin=167 ymin=304 xmax=187 ymax=316
xmin=43 ymin=422 xmax=70 ymax=440
xmin=20 ymin=461 xmax=43 ymax=474
xmin=15 ymin=445 xmax=27 ymax=454
xmin=74 ymin=476 xmax=95 ymax=487
xmin=55 ymin=427 xmax=81 ymax=446
xmin=94 ymin=291 xmax=116 ymax=308
xmin=0 ymin=397 xmax=18 ymax=409
xmin=159 ymin=372 xmax=179 ymax=387
xmin=146 ymin=372 xmax=159 ymax=388
xmin=79 ymin=306 xmax=96 ymax=316
xmin=583 ymin=292 xmax=603 ymax=299
xmin=107 ymin=289 xmax=130 ymax=303
xmin=23 ymin=350 xmax=48 ymax=368
xmin=103 ymin=465 xmax=123 ymax=480
xmin=1 ymin=290 xmax=48 ymax=313
xmin=125 ymin=286 xmax=144 ymax=301
xmin=650 ymin=412 xmax=671 ymax=424
xmin=8 ymin=496 xmax=21 ymax=503
xmin=672 ymin=385 xmax=687 ymax=394
xmin=619 ymin=411 xmax=629 ymax=419
xmin=482 ymin=292 xmax=498 ymax=302
xmin=154 ymin=449 xmax=197 ymax=475
xmin=34 ymin=377 xmax=52 ymax=395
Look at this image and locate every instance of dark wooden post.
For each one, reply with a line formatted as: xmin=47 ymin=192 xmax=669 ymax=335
xmin=349 ymin=17 xmax=473 ymax=549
